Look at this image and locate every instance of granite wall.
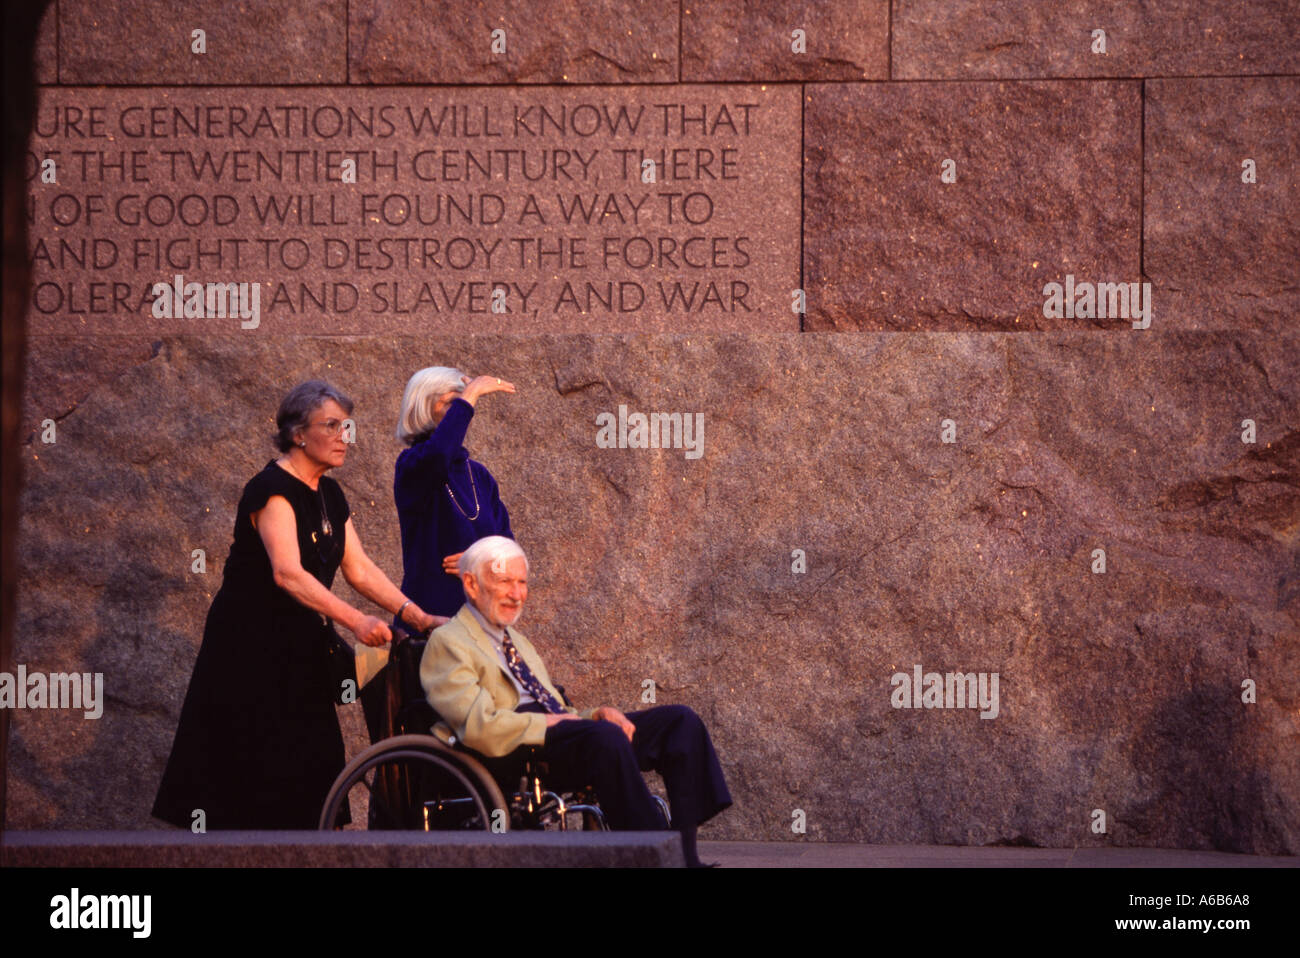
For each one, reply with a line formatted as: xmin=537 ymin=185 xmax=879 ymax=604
xmin=6 ymin=0 xmax=1298 ymax=852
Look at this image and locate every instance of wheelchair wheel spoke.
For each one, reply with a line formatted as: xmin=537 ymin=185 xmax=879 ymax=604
xmin=360 ymin=768 xmax=405 ymax=828
xmin=318 ymin=738 xmax=508 ymax=832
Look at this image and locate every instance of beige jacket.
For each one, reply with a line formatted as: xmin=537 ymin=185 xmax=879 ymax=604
xmin=419 ymin=604 xmax=597 ymax=757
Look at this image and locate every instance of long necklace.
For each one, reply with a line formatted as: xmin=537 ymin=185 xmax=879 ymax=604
xmin=445 ymin=461 xmax=481 ymax=520
xmin=316 ymin=485 xmax=333 ymax=537
xmin=283 ymin=457 xmax=332 ymax=537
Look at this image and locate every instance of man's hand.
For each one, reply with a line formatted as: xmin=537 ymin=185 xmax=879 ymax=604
xmin=544 ymin=713 xmax=581 ymax=727
xmin=593 ymin=706 xmax=635 ymax=743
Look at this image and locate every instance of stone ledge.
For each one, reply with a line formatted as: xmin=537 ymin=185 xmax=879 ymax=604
xmin=0 ymin=830 xmax=686 ymax=868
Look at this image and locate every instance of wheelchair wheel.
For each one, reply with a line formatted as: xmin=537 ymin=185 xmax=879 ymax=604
xmin=319 ymin=734 xmax=510 ymax=831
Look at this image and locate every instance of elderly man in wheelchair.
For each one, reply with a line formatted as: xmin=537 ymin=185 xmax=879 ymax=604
xmin=319 ymin=536 xmax=731 ymax=867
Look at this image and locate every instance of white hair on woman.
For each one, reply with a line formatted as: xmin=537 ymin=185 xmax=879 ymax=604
xmin=459 ymin=535 xmax=527 ymax=583
xmin=395 ymin=365 xmax=467 ymax=443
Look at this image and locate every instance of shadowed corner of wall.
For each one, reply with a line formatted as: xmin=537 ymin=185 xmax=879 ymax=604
xmin=1125 ymin=685 xmax=1286 ymax=855
xmin=2 ymin=0 xmax=55 ymax=841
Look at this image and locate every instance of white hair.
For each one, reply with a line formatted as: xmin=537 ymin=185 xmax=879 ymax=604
xmin=459 ymin=536 xmax=527 ymax=586
xmin=395 ymin=365 xmax=467 ymax=443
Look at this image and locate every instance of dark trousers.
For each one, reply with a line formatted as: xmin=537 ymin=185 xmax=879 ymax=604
xmin=466 ymin=704 xmax=732 ymax=832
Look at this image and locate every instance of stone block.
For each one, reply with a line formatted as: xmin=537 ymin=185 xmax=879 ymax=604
xmin=804 ymin=81 xmax=1142 ymax=330
xmin=26 ymin=86 xmax=799 ymax=335
xmin=35 ymin=0 xmax=57 ymax=84
xmin=683 ymin=0 xmax=889 ymax=81
xmin=1145 ymin=77 xmax=1300 ymax=332
xmin=58 ymin=0 xmax=347 ymax=84
xmin=10 ymin=332 xmax=1297 ymax=852
xmin=894 ymin=0 xmax=1300 ymax=79
xmin=350 ymin=0 xmax=677 ymax=84
xmin=0 ymin=830 xmax=686 ymax=867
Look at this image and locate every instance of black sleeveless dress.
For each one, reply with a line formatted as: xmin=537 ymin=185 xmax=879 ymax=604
xmin=152 ymin=461 xmax=351 ymax=829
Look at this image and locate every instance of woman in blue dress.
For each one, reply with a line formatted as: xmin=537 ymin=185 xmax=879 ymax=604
xmin=361 ymin=367 xmax=517 ymax=742
xmin=393 ymin=366 xmax=517 ymax=618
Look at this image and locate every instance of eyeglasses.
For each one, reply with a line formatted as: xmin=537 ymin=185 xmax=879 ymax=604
xmin=308 ymin=418 xmax=347 ymax=437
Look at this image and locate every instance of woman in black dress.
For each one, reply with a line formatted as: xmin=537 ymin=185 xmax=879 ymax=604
xmin=152 ymin=381 xmax=439 ymax=829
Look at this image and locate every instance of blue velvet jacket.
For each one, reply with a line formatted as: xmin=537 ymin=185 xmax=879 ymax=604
xmin=394 ymin=398 xmax=513 ymax=618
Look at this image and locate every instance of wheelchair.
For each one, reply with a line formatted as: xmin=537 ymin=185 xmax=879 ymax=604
xmin=318 ymin=630 xmax=668 ymax=832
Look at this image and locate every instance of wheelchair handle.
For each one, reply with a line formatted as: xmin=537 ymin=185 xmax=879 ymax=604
xmin=391 ymin=625 xmax=433 ymax=645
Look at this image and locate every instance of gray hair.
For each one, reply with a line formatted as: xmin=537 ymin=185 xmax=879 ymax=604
xmin=459 ymin=536 xmax=527 ymax=587
xmin=274 ymin=380 xmax=354 ymax=452
xmin=396 ymin=365 xmax=467 ymax=444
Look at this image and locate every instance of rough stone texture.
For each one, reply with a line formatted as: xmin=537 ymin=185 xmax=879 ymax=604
xmin=11 ymin=0 xmax=1300 ymax=860
xmin=804 ymin=81 xmax=1142 ymax=330
xmin=1145 ymin=77 xmax=1300 ymax=332
xmin=22 ymin=338 xmax=158 ymax=436
xmin=10 ymin=332 xmax=1298 ymax=852
xmin=27 ymin=85 xmax=798 ymax=335
xmin=57 ymin=0 xmax=347 ymax=84
xmin=350 ymin=0 xmax=677 ymax=84
xmin=683 ymin=0 xmax=889 ymax=82
xmin=34 ymin=0 xmax=57 ymax=84
xmin=0 ymin=830 xmax=685 ymax=867
xmin=894 ymin=0 xmax=1300 ymax=79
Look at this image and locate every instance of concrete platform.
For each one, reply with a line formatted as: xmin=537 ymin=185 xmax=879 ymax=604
xmin=0 ymin=830 xmax=685 ymax=868
xmin=4 ymin=832 xmax=1296 ymax=868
